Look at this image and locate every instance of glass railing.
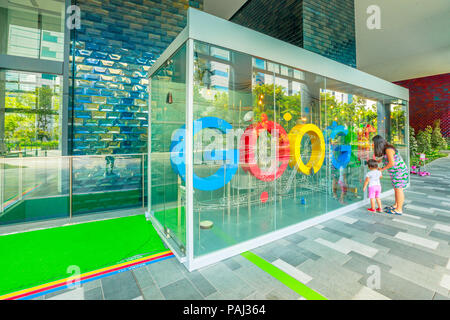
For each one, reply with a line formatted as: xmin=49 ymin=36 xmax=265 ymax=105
xmin=0 ymin=154 xmax=147 ymax=226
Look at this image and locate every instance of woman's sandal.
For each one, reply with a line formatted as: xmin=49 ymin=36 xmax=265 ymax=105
xmin=385 ymin=207 xmax=402 ymax=215
xmin=384 ymin=205 xmax=395 ymax=211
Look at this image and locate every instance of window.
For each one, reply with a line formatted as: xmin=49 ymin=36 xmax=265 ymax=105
xmin=0 ymin=0 xmax=64 ymax=61
xmin=0 ymin=70 xmax=62 ymax=157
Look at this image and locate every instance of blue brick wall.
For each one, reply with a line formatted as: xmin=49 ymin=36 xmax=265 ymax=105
xmin=230 ymin=0 xmax=303 ymax=48
xmin=70 ymin=0 xmax=203 ymax=155
xmin=303 ymin=0 xmax=356 ymax=68
xmin=230 ymin=0 xmax=356 ymax=68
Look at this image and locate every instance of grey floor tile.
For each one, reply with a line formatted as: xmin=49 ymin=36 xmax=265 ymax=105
xmin=199 ymin=263 xmax=256 ymax=299
xmin=222 ymin=258 xmax=241 ymax=271
xmin=44 ymin=287 xmax=72 ymax=299
xmin=101 ymin=271 xmax=141 ymax=300
xmin=343 ymin=251 xmax=392 ymax=276
xmin=184 ymin=270 xmax=217 ymax=297
xmin=82 ymin=279 xmax=102 ymax=291
xmin=429 ymin=231 xmax=450 ymax=243
xmin=284 ymin=233 xmax=307 ymax=244
xmin=322 ymin=226 xmax=353 ymax=239
xmin=141 ymin=284 xmax=165 ymax=300
xmin=372 ymin=236 xmax=448 ymax=268
xmin=160 ymin=278 xmax=203 ymax=300
xmin=84 ymin=287 xmax=103 ymax=300
xmin=278 ymin=249 xmax=309 ymax=267
xmin=433 ymin=292 xmax=450 ymax=300
xmin=358 ymin=271 xmax=435 ymax=300
xmin=147 ymin=258 xmax=184 ymax=288
xmin=132 ymin=266 xmax=155 ymax=289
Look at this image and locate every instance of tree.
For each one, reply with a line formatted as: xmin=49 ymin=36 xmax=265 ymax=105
xmin=431 ymin=119 xmax=447 ymax=151
xmin=416 ymin=126 xmax=432 ymax=154
xmin=409 ymin=126 xmax=418 ymax=158
xmin=36 ymin=86 xmax=54 ymax=142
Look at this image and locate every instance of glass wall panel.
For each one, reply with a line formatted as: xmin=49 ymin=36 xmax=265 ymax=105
xmin=72 ymin=154 xmax=144 ymax=216
xmin=191 ymin=41 xmax=330 ymax=257
xmin=0 ymin=70 xmax=62 ymax=158
xmin=0 ymin=0 xmax=64 ymax=61
xmin=150 ymin=44 xmax=187 ymax=256
xmin=0 ymin=156 xmax=69 ymax=226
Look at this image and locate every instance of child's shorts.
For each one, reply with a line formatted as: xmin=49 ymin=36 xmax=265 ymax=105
xmin=368 ymin=185 xmax=381 ymax=199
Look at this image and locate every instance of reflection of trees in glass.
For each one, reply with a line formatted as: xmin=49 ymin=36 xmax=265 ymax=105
xmin=322 ymin=92 xmax=377 ymax=132
xmin=390 ymin=104 xmax=405 ymax=145
xmin=3 ymin=86 xmax=60 ymax=154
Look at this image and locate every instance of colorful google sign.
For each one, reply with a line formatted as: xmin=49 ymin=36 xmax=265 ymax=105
xmin=170 ymin=115 xmax=350 ymax=191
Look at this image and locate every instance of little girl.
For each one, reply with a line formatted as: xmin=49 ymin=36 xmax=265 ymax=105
xmin=363 ymin=159 xmax=383 ymax=212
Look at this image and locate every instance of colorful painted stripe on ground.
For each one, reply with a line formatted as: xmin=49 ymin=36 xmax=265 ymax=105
xmin=0 ymin=250 xmax=174 ymax=300
xmin=242 ymin=251 xmax=327 ymax=300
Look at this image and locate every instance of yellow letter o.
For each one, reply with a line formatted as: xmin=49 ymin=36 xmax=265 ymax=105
xmin=288 ymin=124 xmax=325 ymax=175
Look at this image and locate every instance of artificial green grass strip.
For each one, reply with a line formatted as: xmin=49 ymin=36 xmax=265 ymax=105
xmin=241 ymin=251 xmax=327 ymax=300
xmin=0 ymin=214 xmax=167 ymax=296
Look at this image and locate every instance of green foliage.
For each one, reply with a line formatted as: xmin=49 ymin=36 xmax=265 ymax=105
xmin=409 ymin=126 xmax=418 ymax=158
xmin=430 ymin=119 xmax=447 ymax=151
xmin=416 ymin=126 xmax=432 ymax=154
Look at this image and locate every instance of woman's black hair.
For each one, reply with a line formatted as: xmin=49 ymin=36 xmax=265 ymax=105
xmin=372 ymin=135 xmax=396 ymax=157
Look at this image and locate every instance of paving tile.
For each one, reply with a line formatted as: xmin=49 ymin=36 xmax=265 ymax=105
xmin=372 ymin=236 xmax=448 ymax=268
xmin=336 ymin=238 xmax=379 ymax=258
xmin=358 ymin=270 xmax=434 ymax=300
xmin=222 ymin=258 xmax=241 ymax=271
xmin=440 ymin=274 xmax=450 ymax=291
xmin=199 ymin=262 xmax=256 ymax=299
xmin=314 ymin=238 xmax=350 ymax=255
xmin=283 ymin=233 xmax=307 ymax=244
xmin=82 ymin=279 xmax=102 ymax=291
xmin=160 ymin=278 xmax=203 ymax=300
xmin=291 ymin=245 xmax=321 ymax=261
xmin=352 ymin=286 xmax=390 ymax=300
xmin=349 ymin=220 xmax=407 ymax=237
xmin=141 ymin=283 xmax=165 ymax=300
xmin=335 ymin=215 xmax=358 ymax=224
xmin=277 ymin=247 xmax=309 ymax=267
xmin=297 ymin=238 xmax=351 ymax=265
xmin=272 ymin=259 xmax=312 ymax=283
xmin=84 ymin=287 xmax=103 ymax=300
xmin=232 ymin=264 xmax=280 ymax=294
xmin=132 ymin=266 xmax=155 ymax=289
xmin=394 ymin=232 xmax=439 ymax=250
xmin=147 ymin=257 xmax=184 ymax=288
xmin=45 ymin=287 xmax=72 ymax=299
xmin=101 ymin=271 xmax=141 ymax=300
xmin=184 ymin=270 xmax=217 ymax=298
xmin=434 ymin=223 xmax=450 ymax=233
xmin=322 ymin=226 xmax=353 ymax=239
xmin=432 ymin=293 xmax=450 ymax=300
xmin=48 ymin=287 xmax=85 ymax=300
xmin=380 ymin=253 xmax=448 ymax=296
xmin=343 ymin=251 xmax=392 ymax=277
xmin=429 ymin=230 xmax=450 ymax=243
xmin=204 ymin=292 xmax=225 ymax=300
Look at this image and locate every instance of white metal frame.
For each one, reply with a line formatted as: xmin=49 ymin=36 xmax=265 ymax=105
xmin=148 ymin=8 xmax=410 ymax=271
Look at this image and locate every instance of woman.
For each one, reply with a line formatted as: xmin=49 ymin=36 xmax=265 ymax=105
xmin=373 ymin=135 xmax=409 ymax=215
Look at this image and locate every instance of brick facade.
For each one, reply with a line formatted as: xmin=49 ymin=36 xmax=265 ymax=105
xmin=395 ymin=73 xmax=450 ymax=137
xmin=231 ymin=0 xmax=356 ymax=68
xmin=70 ymin=0 xmax=203 ymax=155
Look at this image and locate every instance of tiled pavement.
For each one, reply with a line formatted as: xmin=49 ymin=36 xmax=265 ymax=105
xmin=39 ymin=156 xmax=450 ymax=300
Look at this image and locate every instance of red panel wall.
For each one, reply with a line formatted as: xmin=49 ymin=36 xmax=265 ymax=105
xmin=395 ymin=73 xmax=450 ymax=137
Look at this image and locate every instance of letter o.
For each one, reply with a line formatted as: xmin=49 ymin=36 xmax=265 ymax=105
xmin=288 ymin=124 xmax=325 ymax=175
